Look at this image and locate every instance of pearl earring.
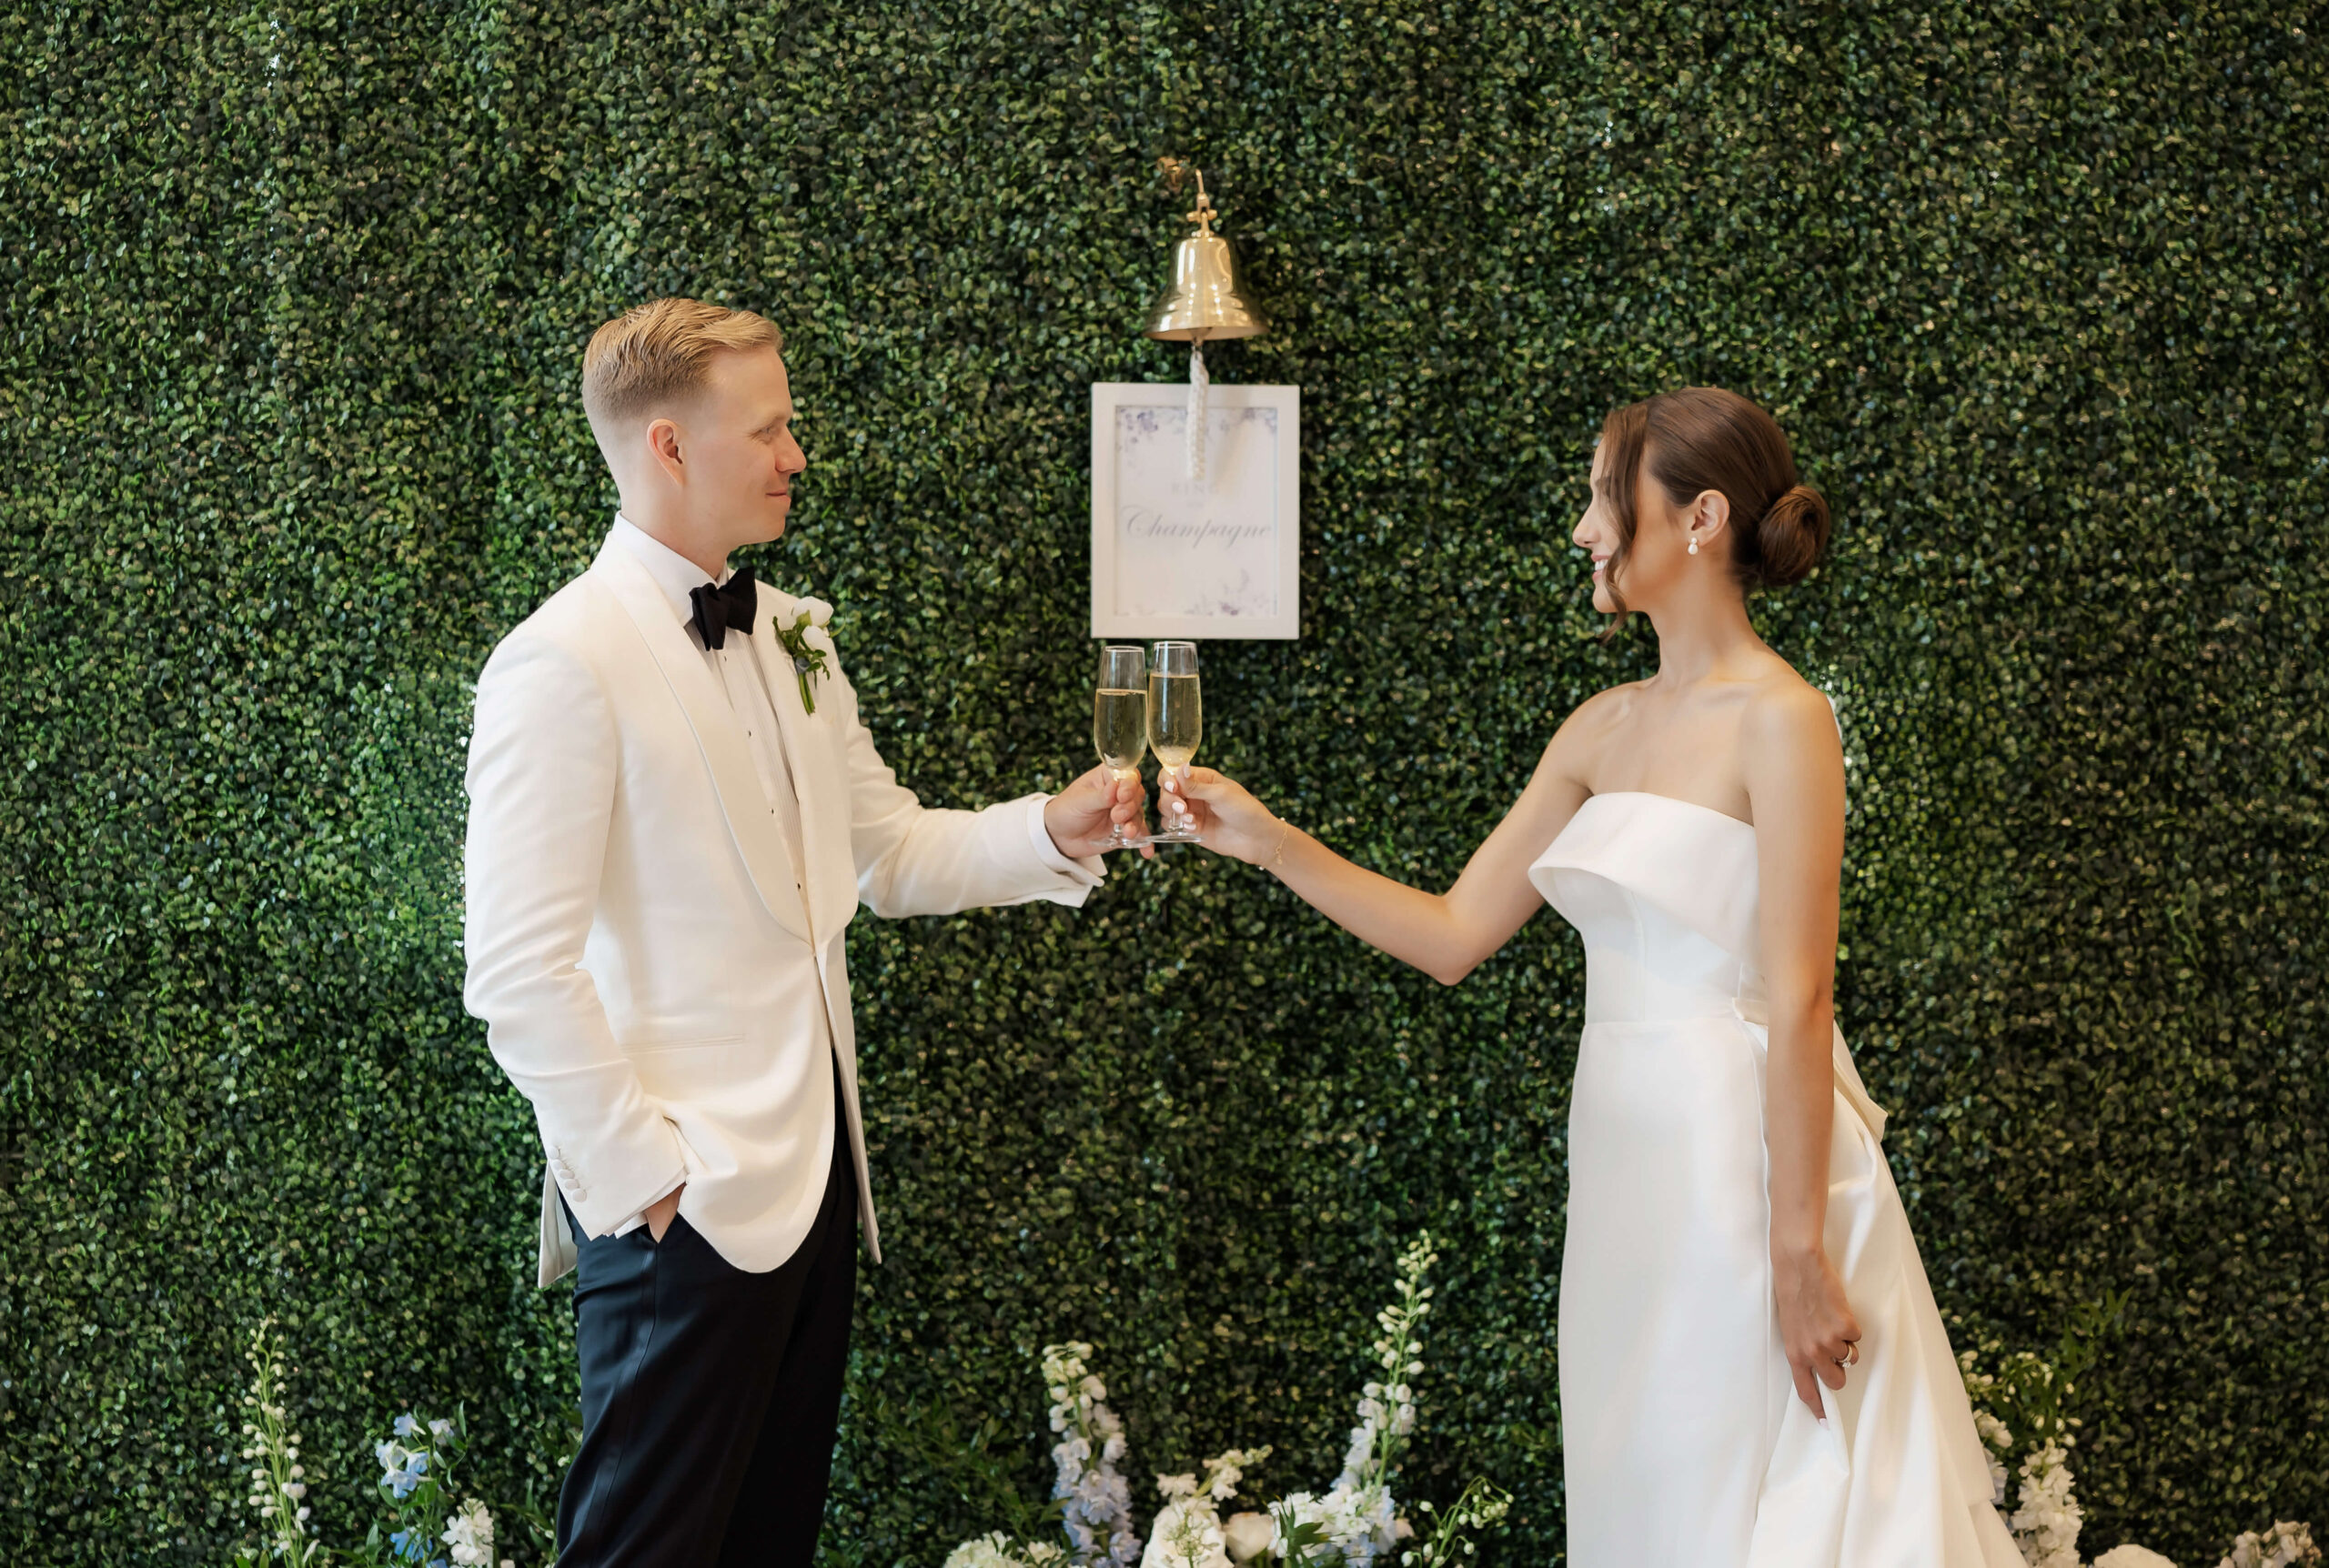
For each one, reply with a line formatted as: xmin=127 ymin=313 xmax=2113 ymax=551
xmin=1688 ymin=538 xmax=1699 ymax=555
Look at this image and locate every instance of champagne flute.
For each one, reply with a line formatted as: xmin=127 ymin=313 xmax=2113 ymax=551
xmin=1093 ymin=645 xmax=1150 ymax=849
xmin=1144 ymin=639 xmax=1204 ymax=843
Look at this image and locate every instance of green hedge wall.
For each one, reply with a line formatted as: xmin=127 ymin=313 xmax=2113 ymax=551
xmin=5 ymin=0 xmax=2323 ymax=1562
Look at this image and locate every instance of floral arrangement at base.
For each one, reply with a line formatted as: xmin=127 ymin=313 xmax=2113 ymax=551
xmin=229 ymin=1319 xmax=532 ymax=1568
xmin=1958 ymin=1298 xmax=2317 ymax=1568
xmin=942 ymin=1235 xmax=1509 ymax=1568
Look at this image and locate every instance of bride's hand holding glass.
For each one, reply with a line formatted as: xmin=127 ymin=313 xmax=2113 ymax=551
xmin=1158 ymin=767 xmax=1287 ymax=866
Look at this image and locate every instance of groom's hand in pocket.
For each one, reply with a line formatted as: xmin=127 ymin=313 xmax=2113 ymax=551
xmin=644 ymin=1181 xmax=685 ymax=1243
xmin=1044 ymin=763 xmax=1156 ymax=859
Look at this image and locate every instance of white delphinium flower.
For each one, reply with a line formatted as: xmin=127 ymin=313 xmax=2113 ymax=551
xmin=1199 ymin=1448 xmax=1271 ymax=1506
xmin=1323 ymin=1482 xmax=1399 ymax=1566
xmin=1972 ymin=1410 xmax=2014 ymax=1506
xmin=2008 ymin=1439 xmax=2083 ymax=1568
xmin=1271 ymin=1484 xmax=1397 ymax=1567
xmin=443 ymin=1498 xmax=496 ymax=1566
xmin=1336 ymin=1235 xmax=1437 ymax=1500
xmin=235 ymin=1318 xmax=322 ymax=1565
xmin=1279 ymin=1233 xmax=1437 ymax=1567
xmin=1044 ymin=1342 xmax=1140 ymax=1567
xmin=1403 ymin=1478 xmax=1514 ymax=1567
xmin=1273 ymin=1492 xmax=1326 ymax=1533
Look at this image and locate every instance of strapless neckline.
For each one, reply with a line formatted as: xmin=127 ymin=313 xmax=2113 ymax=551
xmin=1560 ymin=789 xmax=1755 ymax=843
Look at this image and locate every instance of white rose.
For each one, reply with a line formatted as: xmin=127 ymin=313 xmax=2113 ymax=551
xmin=1221 ymin=1513 xmax=1273 ymax=1563
xmin=2092 ymin=1549 xmax=2179 ymax=1568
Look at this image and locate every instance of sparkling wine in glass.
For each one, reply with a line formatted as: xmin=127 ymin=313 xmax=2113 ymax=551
xmin=1145 ymin=639 xmax=1203 ymax=843
xmin=1093 ymin=645 xmax=1149 ymax=849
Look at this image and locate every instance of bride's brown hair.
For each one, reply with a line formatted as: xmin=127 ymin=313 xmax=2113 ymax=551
xmin=1595 ymin=387 xmax=1830 ymax=638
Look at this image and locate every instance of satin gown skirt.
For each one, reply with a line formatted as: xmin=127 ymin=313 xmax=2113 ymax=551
xmin=1533 ymin=791 xmax=2021 ymax=1568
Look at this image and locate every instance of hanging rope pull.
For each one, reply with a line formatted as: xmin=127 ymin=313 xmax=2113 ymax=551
xmin=1187 ymin=341 xmax=1210 ymax=485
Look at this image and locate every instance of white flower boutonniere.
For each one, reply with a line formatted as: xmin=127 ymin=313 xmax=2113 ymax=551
xmin=776 ymin=597 xmax=834 ymax=715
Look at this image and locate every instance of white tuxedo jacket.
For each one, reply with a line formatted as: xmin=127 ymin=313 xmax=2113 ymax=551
xmin=463 ymin=531 xmax=1103 ymax=1285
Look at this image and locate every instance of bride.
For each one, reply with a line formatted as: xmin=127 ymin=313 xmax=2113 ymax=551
xmin=1163 ymin=387 xmax=2021 ymax=1567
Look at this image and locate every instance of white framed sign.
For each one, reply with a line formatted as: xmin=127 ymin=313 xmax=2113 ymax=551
xmin=1089 ymin=381 xmax=1301 ymax=639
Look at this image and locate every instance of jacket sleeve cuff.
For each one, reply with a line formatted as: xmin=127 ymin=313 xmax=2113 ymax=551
xmin=1024 ymin=793 xmax=1106 ymax=887
xmin=549 ymin=1112 xmax=692 ymax=1241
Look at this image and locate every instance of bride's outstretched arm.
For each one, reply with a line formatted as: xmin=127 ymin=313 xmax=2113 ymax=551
xmin=1161 ymin=739 xmax=1590 ymax=986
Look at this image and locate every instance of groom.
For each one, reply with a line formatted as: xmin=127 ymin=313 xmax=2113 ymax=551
xmin=461 ymin=297 xmax=1148 ymax=1566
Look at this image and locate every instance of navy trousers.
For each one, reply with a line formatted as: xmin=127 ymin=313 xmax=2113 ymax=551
xmin=556 ymin=1078 xmax=858 ymax=1568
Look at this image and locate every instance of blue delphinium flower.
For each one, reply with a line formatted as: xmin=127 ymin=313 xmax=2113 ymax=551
xmin=393 ymin=1412 xmax=422 ymax=1439
xmin=388 ymin=1525 xmax=442 ymax=1564
xmin=385 ymin=1450 xmax=428 ymax=1499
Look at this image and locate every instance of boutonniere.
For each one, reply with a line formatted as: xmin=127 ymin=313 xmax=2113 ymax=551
xmin=774 ymin=598 xmax=834 ymax=715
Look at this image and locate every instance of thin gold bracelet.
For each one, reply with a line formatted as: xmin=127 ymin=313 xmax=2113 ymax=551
xmin=1263 ymin=816 xmax=1292 ymax=873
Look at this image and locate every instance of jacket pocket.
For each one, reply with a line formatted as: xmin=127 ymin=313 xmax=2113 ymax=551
xmin=630 ymin=1032 xmax=745 ymax=1053
xmin=624 ymin=1014 xmax=747 ymax=1053
xmin=628 ymin=1035 xmax=749 ymax=1102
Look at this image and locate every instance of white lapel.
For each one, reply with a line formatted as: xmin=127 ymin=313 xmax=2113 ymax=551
xmin=750 ymin=584 xmax=858 ymax=942
xmin=590 ymin=546 xmax=812 ymax=943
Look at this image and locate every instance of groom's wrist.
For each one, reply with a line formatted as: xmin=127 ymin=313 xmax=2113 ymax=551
xmin=1030 ymin=792 xmax=1101 ymax=878
xmin=1038 ymin=791 xmax=1074 ymax=857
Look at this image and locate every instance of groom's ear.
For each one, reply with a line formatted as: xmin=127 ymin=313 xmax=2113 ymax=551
xmin=647 ymin=415 xmax=686 ymax=477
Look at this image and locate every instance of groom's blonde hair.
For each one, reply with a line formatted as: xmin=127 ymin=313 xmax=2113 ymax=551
xmin=580 ymin=297 xmax=784 ymax=440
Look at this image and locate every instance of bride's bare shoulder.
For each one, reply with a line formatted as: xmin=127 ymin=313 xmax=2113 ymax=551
xmin=1565 ymin=679 xmax=1650 ymax=733
xmin=1739 ymin=666 xmax=1844 ymax=771
xmin=1536 ymin=680 xmax=1647 ymax=774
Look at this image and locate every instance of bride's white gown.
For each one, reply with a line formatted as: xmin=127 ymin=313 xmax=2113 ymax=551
xmin=1531 ymin=788 xmax=2023 ymax=1568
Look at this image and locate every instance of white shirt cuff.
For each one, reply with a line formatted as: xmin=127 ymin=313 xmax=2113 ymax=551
xmin=1025 ymin=793 xmax=1106 ymax=886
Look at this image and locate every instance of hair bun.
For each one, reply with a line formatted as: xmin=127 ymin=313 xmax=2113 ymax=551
xmin=1755 ymin=483 xmax=1830 ymax=588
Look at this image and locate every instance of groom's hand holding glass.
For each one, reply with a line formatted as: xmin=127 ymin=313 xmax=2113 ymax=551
xmin=1044 ymin=765 xmax=1156 ymax=860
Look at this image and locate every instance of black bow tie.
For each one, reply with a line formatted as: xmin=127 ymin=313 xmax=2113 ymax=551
xmin=689 ymin=567 xmax=758 ymax=650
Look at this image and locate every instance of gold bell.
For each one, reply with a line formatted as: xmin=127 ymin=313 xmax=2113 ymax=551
xmin=1142 ymin=170 xmax=1267 ymax=343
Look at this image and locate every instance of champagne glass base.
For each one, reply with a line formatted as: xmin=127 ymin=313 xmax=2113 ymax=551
xmin=1142 ymin=826 xmax=1204 ymax=844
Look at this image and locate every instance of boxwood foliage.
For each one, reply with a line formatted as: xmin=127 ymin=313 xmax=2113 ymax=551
xmin=4 ymin=0 xmax=2323 ymax=1562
